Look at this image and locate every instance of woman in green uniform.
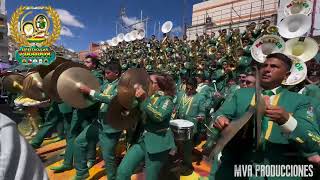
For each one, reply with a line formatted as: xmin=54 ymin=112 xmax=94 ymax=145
xmin=116 ymin=73 xmax=176 ymax=180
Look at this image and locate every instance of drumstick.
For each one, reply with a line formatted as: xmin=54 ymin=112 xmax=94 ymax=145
xmin=212 ymin=80 xmax=217 ymax=92
xmin=204 ymin=123 xmax=215 ymax=134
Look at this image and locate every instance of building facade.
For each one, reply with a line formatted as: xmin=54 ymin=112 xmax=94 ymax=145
xmin=0 ymin=0 xmax=8 ymax=62
xmin=186 ymin=0 xmax=279 ymax=40
xmin=78 ymin=43 xmax=102 ymax=61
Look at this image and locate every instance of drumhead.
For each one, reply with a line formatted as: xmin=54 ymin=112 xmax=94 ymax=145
xmin=170 ymin=119 xmax=194 ymax=128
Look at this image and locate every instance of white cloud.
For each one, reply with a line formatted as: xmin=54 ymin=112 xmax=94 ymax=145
xmin=61 ymin=26 xmax=74 ymax=37
xmin=171 ymin=26 xmax=183 ymax=33
xmin=56 ymin=9 xmax=85 ymax=28
xmin=121 ymin=16 xmax=144 ymax=30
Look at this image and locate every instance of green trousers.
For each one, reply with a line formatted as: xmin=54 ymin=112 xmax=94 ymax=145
xmin=116 ymin=141 xmax=170 ymax=180
xmin=63 ymin=104 xmax=99 ymax=167
xmin=30 ymin=103 xmax=65 ymax=147
xmin=74 ymin=121 xmax=121 ymax=179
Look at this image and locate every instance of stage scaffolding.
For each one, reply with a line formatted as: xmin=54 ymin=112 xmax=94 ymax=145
xmin=186 ymin=0 xmax=279 ymax=40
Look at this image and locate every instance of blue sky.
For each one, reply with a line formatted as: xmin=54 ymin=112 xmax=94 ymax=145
xmin=6 ymin=0 xmax=201 ymax=52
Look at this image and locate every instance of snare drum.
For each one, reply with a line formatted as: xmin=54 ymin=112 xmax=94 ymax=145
xmin=170 ymin=119 xmax=194 ymax=141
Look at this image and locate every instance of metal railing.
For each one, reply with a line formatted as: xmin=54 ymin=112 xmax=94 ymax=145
xmin=186 ymin=0 xmax=279 ymax=39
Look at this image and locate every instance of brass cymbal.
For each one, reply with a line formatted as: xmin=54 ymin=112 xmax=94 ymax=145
xmin=31 ymin=65 xmax=52 ymax=78
xmin=57 ymin=67 xmax=100 ymax=109
xmin=106 ymin=95 xmax=141 ymax=130
xmin=117 ymin=68 xmax=151 ymax=109
xmin=42 ymin=70 xmax=60 ymax=101
xmin=23 ymin=72 xmax=48 ymax=101
xmin=2 ymin=73 xmax=25 ymax=93
xmin=30 ymin=57 xmax=69 ymax=78
xmin=51 ymin=61 xmax=87 ymax=103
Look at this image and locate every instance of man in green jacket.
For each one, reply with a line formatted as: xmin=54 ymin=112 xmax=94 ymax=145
xmin=210 ymin=53 xmax=320 ymax=180
xmin=175 ymin=77 xmax=207 ymax=175
xmin=50 ymin=54 xmax=103 ymax=173
xmin=73 ymin=62 xmax=122 ymax=180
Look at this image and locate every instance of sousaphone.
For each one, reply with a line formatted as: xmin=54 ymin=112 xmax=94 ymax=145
xmin=2 ymin=72 xmax=25 ymax=93
xmin=111 ymin=37 xmax=119 ymax=47
xmin=161 ymin=21 xmax=173 ymax=33
xmin=282 ymin=56 xmax=307 ymax=86
xmin=278 ymin=14 xmax=311 ymax=39
xmin=117 ymin=33 xmax=125 ymax=42
xmin=106 ymin=68 xmax=152 ymax=130
xmin=129 ymin=30 xmax=138 ymax=41
xmin=251 ymin=35 xmax=286 ymax=63
xmin=136 ymin=29 xmax=145 ymax=40
xmin=284 ymin=0 xmax=313 ymax=16
xmin=284 ymin=37 xmax=318 ymax=62
xmin=124 ymin=33 xmax=131 ymax=42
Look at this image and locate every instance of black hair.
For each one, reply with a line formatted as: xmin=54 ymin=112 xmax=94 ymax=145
xmin=105 ymin=62 xmax=121 ymax=77
xmin=186 ymin=77 xmax=198 ymax=88
xmin=266 ymin=53 xmax=292 ymax=71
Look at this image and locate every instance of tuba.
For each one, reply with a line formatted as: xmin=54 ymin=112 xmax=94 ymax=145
xmin=251 ymin=35 xmax=286 ymax=63
xmin=284 ymin=0 xmax=313 ymax=16
xmin=278 ymin=14 xmax=311 ymax=39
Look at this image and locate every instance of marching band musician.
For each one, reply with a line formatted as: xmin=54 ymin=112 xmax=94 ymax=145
xmin=30 ymin=101 xmax=72 ymax=148
xmin=74 ymin=62 xmax=122 ymax=180
xmin=209 ymin=53 xmax=320 ymax=180
xmin=174 ymin=77 xmax=208 ymax=175
xmin=116 ymin=73 xmax=176 ymax=180
xmin=50 ymin=54 xmax=103 ymax=173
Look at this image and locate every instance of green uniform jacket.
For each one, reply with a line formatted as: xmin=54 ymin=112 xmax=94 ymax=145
xmin=175 ymin=92 xmax=207 ymax=133
xmin=139 ymin=92 xmax=176 ymax=154
xmin=90 ymin=79 xmax=121 ymax=133
xmin=91 ymin=70 xmax=104 ymax=86
xmin=214 ymin=87 xmax=320 ymax=161
xmin=197 ymin=83 xmax=215 ymax=109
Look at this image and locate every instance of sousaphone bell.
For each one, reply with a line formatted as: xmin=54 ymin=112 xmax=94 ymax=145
xmin=282 ymin=55 xmax=307 ymax=86
xmin=278 ymin=14 xmax=311 ymax=39
xmin=106 ymin=68 xmax=152 ymax=130
xmin=251 ymin=35 xmax=286 ymax=63
xmin=284 ymin=0 xmax=313 ymax=16
xmin=284 ymin=37 xmax=318 ymax=62
xmin=161 ymin=21 xmax=173 ymax=33
xmin=136 ymin=29 xmax=145 ymax=40
xmin=2 ymin=72 xmax=25 ymax=93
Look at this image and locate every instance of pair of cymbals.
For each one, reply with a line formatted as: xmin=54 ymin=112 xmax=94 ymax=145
xmin=31 ymin=57 xmax=69 ymax=78
xmin=51 ymin=61 xmax=100 ymax=109
xmin=42 ymin=70 xmax=56 ymax=101
xmin=106 ymin=68 xmax=152 ymax=130
xmin=106 ymin=95 xmax=141 ymax=130
xmin=2 ymin=73 xmax=25 ymax=93
xmin=117 ymin=68 xmax=152 ymax=110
